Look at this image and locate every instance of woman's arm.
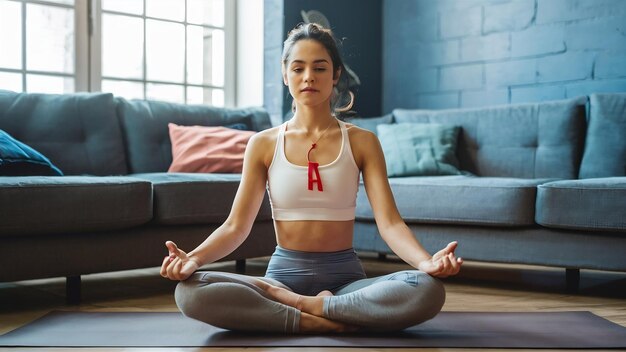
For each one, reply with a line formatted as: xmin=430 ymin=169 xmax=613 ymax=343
xmin=161 ymin=131 xmax=272 ymax=280
xmin=356 ymin=129 xmax=462 ymax=277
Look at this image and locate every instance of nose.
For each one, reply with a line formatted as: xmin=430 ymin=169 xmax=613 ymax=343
xmin=304 ymin=69 xmax=314 ymax=83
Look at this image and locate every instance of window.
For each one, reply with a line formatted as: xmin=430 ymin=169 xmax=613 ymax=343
xmin=0 ymin=0 xmax=76 ymax=93
xmin=0 ymin=0 xmax=236 ymax=107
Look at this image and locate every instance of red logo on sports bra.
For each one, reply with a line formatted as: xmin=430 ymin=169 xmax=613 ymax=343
xmin=308 ymin=162 xmax=323 ymax=191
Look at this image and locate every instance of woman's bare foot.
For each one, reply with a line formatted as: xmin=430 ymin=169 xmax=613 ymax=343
xmin=265 ymin=286 xmax=325 ymax=316
xmin=299 ymin=312 xmax=358 ymax=333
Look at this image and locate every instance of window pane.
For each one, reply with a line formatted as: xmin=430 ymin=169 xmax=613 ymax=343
xmin=187 ymin=25 xmax=216 ymax=86
xmin=102 ymin=79 xmax=144 ymax=100
xmin=212 ymin=29 xmax=224 ymax=87
xmin=27 ymin=74 xmax=74 ymax=94
xmin=187 ymin=86 xmax=223 ymax=106
xmin=0 ymin=0 xmax=21 ymax=69
xmin=187 ymin=0 xmax=224 ymax=27
xmin=146 ymin=0 xmax=184 ymax=21
xmin=26 ymin=4 xmax=74 ymax=73
xmin=187 ymin=86 xmax=211 ymax=105
xmin=146 ymin=20 xmax=184 ymax=83
xmin=102 ymin=0 xmax=143 ymax=15
xmin=0 ymin=71 xmax=23 ymax=92
xmin=102 ymin=14 xmax=144 ymax=79
xmin=212 ymin=88 xmax=224 ymax=107
xmin=39 ymin=0 xmax=74 ymax=5
xmin=146 ymin=83 xmax=184 ymax=103
xmin=187 ymin=27 xmax=223 ymax=87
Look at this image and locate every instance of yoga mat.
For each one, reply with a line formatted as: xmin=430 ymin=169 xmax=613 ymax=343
xmin=1 ymin=310 xmax=626 ymax=348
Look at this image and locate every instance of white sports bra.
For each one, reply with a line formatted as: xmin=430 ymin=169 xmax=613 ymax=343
xmin=267 ymin=119 xmax=360 ymax=221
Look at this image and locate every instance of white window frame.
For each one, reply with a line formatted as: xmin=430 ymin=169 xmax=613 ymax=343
xmin=2 ymin=0 xmax=242 ymax=107
xmin=0 ymin=0 xmax=81 ymax=93
xmin=85 ymin=0 xmax=235 ymax=106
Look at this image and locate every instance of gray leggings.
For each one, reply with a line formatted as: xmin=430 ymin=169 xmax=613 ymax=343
xmin=175 ymin=246 xmax=445 ymax=333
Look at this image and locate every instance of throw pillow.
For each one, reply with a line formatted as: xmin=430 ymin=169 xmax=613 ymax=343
xmin=0 ymin=129 xmax=63 ymax=176
xmin=376 ymin=123 xmax=462 ymax=177
xmin=345 ymin=114 xmax=394 ymax=135
xmin=168 ymin=123 xmax=256 ymax=173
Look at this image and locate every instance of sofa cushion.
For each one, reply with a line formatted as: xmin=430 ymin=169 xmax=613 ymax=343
xmin=130 ymin=173 xmax=272 ymax=225
xmin=356 ymin=175 xmax=555 ymax=226
xmin=0 ymin=91 xmax=128 ymax=175
xmin=0 ymin=176 xmax=152 ymax=237
xmin=116 ymin=98 xmax=272 ymax=173
xmin=536 ymin=177 xmax=626 ymax=232
xmin=167 ymin=123 xmax=256 ymax=173
xmin=392 ymin=96 xmax=587 ymax=179
xmin=345 ymin=114 xmax=394 ymax=135
xmin=579 ymin=93 xmax=626 ymax=178
xmin=377 ymin=123 xmax=462 ymax=177
xmin=0 ymin=129 xmax=63 ymax=176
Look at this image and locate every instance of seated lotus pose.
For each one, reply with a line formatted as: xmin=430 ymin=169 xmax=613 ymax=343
xmin=161 ymin=23 xmax=463 ymax=333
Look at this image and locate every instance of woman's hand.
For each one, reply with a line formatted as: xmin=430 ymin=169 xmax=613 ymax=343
xmin=160 ymin=241 xmax=200 ymax=281
xmin=417 ymin=241 xmax=463 ymax=278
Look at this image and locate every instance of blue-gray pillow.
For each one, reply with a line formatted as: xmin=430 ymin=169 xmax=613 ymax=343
xmin=377 ymin=123 xmax=462 ymax=177
xmin=579 ymin=93 xmax=626 ymax=178
xmin=345 ymin=114 xmax=394 ymax=135
xmin=0 ymin=130 xmax=63 ymax=176
xmin=226 ymin=122 xmax=250 ymax=131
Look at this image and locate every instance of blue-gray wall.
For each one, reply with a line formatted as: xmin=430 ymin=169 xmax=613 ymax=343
xmin=383 ymin=0 xmax=626 ymax=112
xmin=264 ymin=0 xmax=383 ymax=123
xmin=264 ymin=0 xmax=285 ymax=126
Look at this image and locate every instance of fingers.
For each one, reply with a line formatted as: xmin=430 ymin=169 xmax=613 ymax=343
xmin=439 ymin=253 xmax=452 ymax=278
xmin=445 ymin=241 xmax=458 ymax=254
xmin=161 ymin=241 xmax=198 ymax=281
xmin=180 ymin=260 xmax=199 ymax=278
xmin=432 ymin=241 xmax=458 ymax=261
xmin=447 ymin=253 xmax=461 ymax=275
xmin=429 ymin=251 xmax=463 ymax=278
xmin=166 ymin=241 xmax=188 ymax=259
xmin=166 ymin=256 xmax=183 ymax=280
xmin=160 ymin=255 xmax=170 ymax=278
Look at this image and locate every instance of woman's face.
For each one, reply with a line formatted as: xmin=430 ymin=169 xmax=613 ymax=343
xmin=283 ymin=39 xmax=340 ymax=110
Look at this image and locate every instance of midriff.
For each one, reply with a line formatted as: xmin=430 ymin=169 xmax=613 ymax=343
xmin=274 ymin=219 xmax=354 ymax=252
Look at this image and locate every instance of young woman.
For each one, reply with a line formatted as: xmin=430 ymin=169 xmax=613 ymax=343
xmin=161 ymin=23 xmax=462 ymax=333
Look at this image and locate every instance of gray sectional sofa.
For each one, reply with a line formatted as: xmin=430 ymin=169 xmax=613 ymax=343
xmin=351 ymin=93 xmax=626 ymax=290
xmin=1 ymin=90 xmax=624 ymax=303
xmin=0 ymin=91 xmax=277 ymax=302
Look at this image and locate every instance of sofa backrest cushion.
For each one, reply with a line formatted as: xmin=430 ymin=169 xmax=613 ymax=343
xmin=116 ymin=98 xmax=272 ymax=173
xmin=345 ymin=114 xmax=394 ymax=135
xmin=0 ymin=91 xmax=128 ymax=175
xmin=579 ymin=93 xmax=626 ymax=178
xmin=392 ymin=96 xmax=587 ymax=179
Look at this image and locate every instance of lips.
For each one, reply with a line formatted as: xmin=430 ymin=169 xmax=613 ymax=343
xmin=300 ymin=87 xmax=318 ymax=93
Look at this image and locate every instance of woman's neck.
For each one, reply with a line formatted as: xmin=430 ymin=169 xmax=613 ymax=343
xmin=291 ymin=105 xmax=335 ymax=132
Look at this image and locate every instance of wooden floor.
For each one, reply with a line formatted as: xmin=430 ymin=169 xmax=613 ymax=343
xmin=1 ymin=253 xmax=625 ymax=352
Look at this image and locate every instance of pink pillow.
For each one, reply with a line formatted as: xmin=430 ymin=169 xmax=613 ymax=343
xmin=168 ymin=123 xmax=255 ymax=173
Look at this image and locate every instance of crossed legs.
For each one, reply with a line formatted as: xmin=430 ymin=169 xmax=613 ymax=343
xmin=175 ymin=271 xmax=355 ymax=333
xmin=175 ymin=270 xmax=445 ymax=333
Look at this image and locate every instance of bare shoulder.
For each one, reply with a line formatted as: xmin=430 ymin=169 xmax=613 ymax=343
xmin=345 ymin=122 xmax=380 ymax=147
xmin=250 ymin=125 xmax=280 ymax=145
xmin=247 ymin=125 xmax=281 ymax=167
xmin=344 ymin=122 xmax=381 ymax=168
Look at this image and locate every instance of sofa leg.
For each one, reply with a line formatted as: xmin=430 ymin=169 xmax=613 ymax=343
xmin=566 ymin=268 xmax=580 ymax=293
xmin=235 ymin=259 xmax=246 ymax=273
xmin=66 ymin=275 xmax=81 ymax=305
xmin=378 ymin=253 xmax=387 ymax=261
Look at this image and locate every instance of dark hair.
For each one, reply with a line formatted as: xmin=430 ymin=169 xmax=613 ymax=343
xmin=282 ymin=23 xmax=354 ymax=114
xmin=282 ymin=23 xmax=344 ymax=79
